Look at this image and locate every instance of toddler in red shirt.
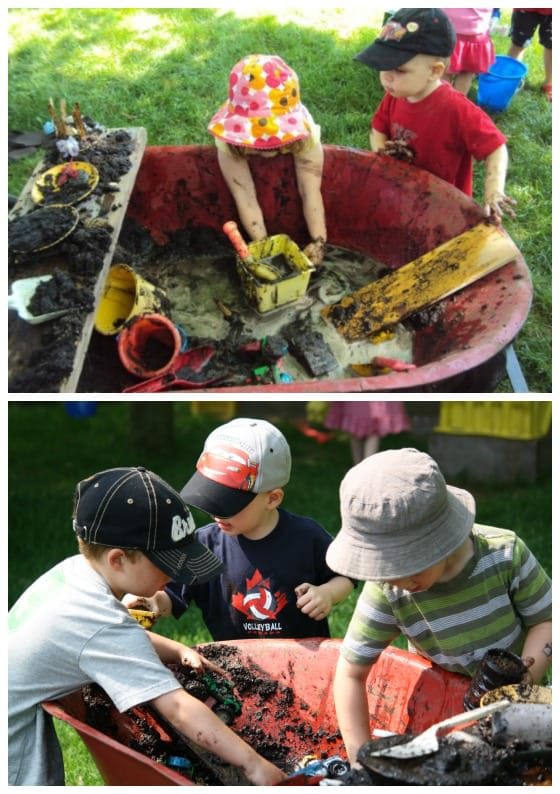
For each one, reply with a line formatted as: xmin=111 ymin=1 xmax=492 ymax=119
xmin=355 ymin=8 xmax=516 ymax=221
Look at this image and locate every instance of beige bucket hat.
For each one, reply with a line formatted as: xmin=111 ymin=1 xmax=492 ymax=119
xmin=326 ymin=448 xmax=475 ymax=581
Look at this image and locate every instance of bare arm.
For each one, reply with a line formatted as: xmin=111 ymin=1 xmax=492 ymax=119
xmin=147 ymin=632 xmax=227 ymax=676
xmin=483 ymin=144 xmax=516 ymax=220
xmin=295 ymin=576 xmax=354 ymax=620
xmin=332 ymin=655 xmax=372 ymax=764
xmin=294 ymin=143 xmax=327 ymax=255
xmin=151 ymin=688 xmax=286 ymax=785
xmin=370 ymin=128 xmax=387 ymax=152
xmin=522 ymin=620 xmax=552 ymax=683
xmin=217 ymin=148 xmax=267 ymax=240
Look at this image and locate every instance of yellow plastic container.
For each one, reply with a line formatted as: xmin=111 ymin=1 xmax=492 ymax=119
xmin=237 ymin=234 xmax=314 ymax=313
xmin=435 ymin=401 xmax=551 ymax=441
xmin=94 ymin=264 xmax=164 ymax=335
xmin=127 ymin=609 xmax=158 ymax=629
xmin=190 ymin=402 xmax=237 ymax=421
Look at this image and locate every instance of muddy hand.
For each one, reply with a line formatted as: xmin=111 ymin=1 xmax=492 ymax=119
xmin=303 ymin=237 xmax=326 ymax=267
xmin=180 ymin=647 xmax=234 ymax=682
xmin=520 ymin=655 xmax=536 ymax=685
xmin=382 ymin=140 xmax=415 ymax=163
xmin=484 ymin=191 xmax=517 ymax=222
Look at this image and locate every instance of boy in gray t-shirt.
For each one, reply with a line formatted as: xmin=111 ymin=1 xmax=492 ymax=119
xmin=8 ymin=466 xmax=286 ymax=786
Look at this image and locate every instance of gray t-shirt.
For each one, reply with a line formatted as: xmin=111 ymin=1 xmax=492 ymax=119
xmin=8 ymin=555 xmax=181 ymax=785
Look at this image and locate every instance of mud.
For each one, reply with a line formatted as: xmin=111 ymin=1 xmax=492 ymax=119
xmin=8 ymin=205 xmax=78 ymax=253
xmin=77 ymin=221 xmax=415 ymax=392
xmin=8 ymin=127 xmax=135 ymax=393
xmin=77 ymin=643 xmax=551 ymax=786
xmin=27 ymin=269 xmax=94 ymax=317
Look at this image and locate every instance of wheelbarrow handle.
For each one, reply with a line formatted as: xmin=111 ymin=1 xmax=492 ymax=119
xmin=223 ymin=221 xmax=254 ymax=263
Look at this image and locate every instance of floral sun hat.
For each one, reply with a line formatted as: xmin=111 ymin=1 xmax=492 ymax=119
xmin=208 ymin=54 xmax=313 ymax=150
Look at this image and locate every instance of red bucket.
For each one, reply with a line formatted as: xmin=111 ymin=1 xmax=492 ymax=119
xmin=118 ymin=313 xmax=181 ymax=379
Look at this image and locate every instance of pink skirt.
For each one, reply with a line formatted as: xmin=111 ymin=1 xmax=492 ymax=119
xmin=324 ymin=401 xmax=410 ymax=439
xmin=449 ymin=33 xmax=495 ymax=74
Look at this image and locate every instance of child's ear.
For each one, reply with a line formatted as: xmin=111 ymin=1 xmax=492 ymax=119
xmin=432 ymin=59 xmax=447 ymax=78
xmin=267 ymin=488 xmax=284 ymax=508
xmin=106 ymin=548 xmax=127 ymax=570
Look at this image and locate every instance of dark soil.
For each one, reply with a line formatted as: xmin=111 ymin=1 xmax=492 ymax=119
xmin=76 ymin=643 xmax=551 ymax=786
xmin=27 ymin=269 xmax=94 ymax=316
xmin=8 ymin=127 xmax=135 ymax=393
xmin=35 ymin=169 xmax=94 ymax=206
xmin=42 ymin=128 xmax=134 ymax=187
xmin=8 ymin=205 xmax=78 ymax=253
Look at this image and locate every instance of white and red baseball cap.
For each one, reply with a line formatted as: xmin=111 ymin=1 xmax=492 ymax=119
xmin=180 ymin=418 xmax=291 ymax=518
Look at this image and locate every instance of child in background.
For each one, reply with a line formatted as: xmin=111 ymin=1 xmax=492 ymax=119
xmin=443 ymin=8 xmax=496 ymax=95
xmin=507 ymin=9 xmax=552 ymax=102
xmin=8 ymin=466 xmax=285 ymax=785
xmin=326 ymin=448 xmax=552 ymax=763
xmin=324 ymin=401 xmax=410 ymax=463
xmin=209 ymin=54 xmax=327 ymax=265
xmin=125 ymin=419 xmax=353 ymax=640
xmin=355 ymin=8 xmax=516 ymax=221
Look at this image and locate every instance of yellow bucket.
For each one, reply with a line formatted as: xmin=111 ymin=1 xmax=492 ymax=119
xmin=94 ymin=264 xmax=164 ymax=335
xmin=237 ymin=234 xmax=314 ymax=313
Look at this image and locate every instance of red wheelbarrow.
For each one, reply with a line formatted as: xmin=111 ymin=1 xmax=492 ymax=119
xmin=43 ymin=641 xmax=470 ymax=786
xmin=85 ymin=143 xmax=530 ymax=394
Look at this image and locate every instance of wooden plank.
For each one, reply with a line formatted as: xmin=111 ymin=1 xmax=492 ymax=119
xmin=321 ymin=223 xmax=520 ymax=341
xmin=8 ymin=128 xmax=147 ymax=393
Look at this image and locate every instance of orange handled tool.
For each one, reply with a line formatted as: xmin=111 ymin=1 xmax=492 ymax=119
xmin=223 ymin=221 xmax=255 ymax=264
xmin=222 ymin=221 xmax=280 ymax=282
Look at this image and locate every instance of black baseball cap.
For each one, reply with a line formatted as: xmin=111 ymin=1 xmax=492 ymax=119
xmin=355 ymin=8 xmax=456 ymax=71
xmin=73 ymin=466 xmax=224 ymax=585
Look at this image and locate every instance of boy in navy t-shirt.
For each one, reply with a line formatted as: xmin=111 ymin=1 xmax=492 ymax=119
xmin=124 ymin=418 xmax=353 ymax=639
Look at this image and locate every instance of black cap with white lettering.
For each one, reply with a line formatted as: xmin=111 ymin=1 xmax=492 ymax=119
xmin=73 ymin=466 xmax=223 ymax=584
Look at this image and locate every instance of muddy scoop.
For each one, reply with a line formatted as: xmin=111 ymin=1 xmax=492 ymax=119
xmin=357 ymin=732 xmax=504 ymax=786
xmin=365 ymin=699 xmax=510 ymax=759
xmin=8 ymin=275 xmax=73 ymax=324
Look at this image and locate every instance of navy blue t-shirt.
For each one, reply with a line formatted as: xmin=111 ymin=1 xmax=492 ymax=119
xmin=166 ymin=508 xmax=338 ymax=639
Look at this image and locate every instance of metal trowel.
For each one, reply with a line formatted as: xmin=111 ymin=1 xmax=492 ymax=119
xmin=8 ymin=275 xmax=71 ymax=324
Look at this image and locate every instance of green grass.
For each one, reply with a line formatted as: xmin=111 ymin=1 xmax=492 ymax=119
xmin=8 ymin=8 xmax=551 ymax=391
xmin=8 ymin=401 xmax=551 ymax=784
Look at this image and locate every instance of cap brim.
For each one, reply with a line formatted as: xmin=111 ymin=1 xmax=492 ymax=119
xmin=354 ymin=41 xmax=416 ymax=71
xmin=145 ymin=536 xmax=224 ymax=586
xmin=180 ymin=470 xmax=256 ymax=518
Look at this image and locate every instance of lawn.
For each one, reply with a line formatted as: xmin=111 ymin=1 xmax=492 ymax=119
xmin=8 ymin=7 xmax=552 ymax=391
xmin=8 ymin=400 xmax=552 ymax=784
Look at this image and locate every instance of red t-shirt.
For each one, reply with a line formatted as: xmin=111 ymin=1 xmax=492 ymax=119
xmin=372 ymin=81 xmax=507 ymax=196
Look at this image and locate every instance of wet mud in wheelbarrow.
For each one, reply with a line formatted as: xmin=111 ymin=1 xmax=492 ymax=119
xmin=41 ymin=640 xmax=552 ymax=786
xmin=77 ymin=144 xmax=531 ymax=393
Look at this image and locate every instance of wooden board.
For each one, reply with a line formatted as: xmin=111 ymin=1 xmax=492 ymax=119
xmin=321 ymin=223 xmax=520 ymax=341
xmin=8 ymin=127 xmax=147 ymax=393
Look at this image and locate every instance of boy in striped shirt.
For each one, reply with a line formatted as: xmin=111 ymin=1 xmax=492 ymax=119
xmin=326 ymin=448 xmax=551 ymax=764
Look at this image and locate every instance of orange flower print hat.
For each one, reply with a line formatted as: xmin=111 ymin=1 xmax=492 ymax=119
xmin=208 ymin=54 xmax=313 ymax=150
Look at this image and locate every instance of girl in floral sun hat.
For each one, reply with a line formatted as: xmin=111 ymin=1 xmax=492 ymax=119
xmin=209 ymin=54 xmax=327 ymax=266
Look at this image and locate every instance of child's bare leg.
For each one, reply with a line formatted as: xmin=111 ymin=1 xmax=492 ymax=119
xmin=507 ymin=43 xmax=525 ymax=60
xmin=362 ymin=435 xmax=380 ymax=459
xmin=543 ymin=47 xmax=552 ymax=86
xmin=453 ymin=71 xmax=474 ymax=95
xmin=350 ymin=437 xmax=364 ymax=464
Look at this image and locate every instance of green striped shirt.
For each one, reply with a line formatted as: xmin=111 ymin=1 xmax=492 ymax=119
xmin=341 ymin=524 xmax=551 ymax=676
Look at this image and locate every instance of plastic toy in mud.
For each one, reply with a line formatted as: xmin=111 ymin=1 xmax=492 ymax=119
xmin=31 ymin=161 xmax=99 ymax=206
xmin=115 ymin=144 xmax=531 ymax=393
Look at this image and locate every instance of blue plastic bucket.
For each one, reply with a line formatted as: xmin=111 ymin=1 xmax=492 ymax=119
xmin=476 ymin=55 xmax=528 ymax=112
